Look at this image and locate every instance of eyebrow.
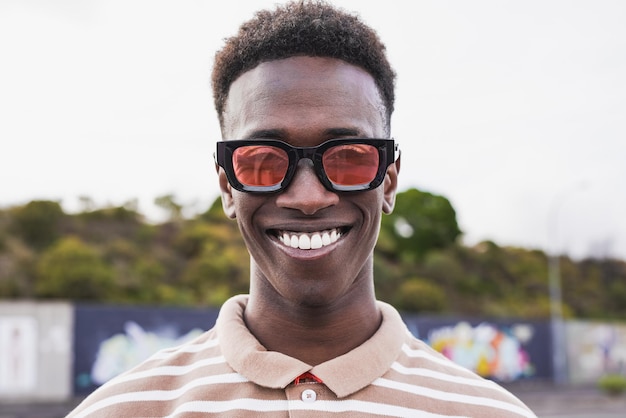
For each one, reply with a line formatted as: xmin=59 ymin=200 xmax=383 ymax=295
xmin=323 ymin=127 xmax=363 ymax=137
xmin=245 ymin=129 xmax=284 ymax=139
xmin=245 ymin=127 xmax=364 ymax=140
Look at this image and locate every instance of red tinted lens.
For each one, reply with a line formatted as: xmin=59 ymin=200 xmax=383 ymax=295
xmin=232 ymin=146 xmax=289 ymax=187
xmin=322 ymin=144 xmax=379 ymax=186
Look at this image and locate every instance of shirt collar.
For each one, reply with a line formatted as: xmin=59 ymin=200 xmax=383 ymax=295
xmin=216 ymin=295 xmax=407 ymax=398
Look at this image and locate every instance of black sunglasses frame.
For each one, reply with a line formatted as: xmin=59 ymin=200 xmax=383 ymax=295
xmin=215 ymin=138 xmax=398 ymax=194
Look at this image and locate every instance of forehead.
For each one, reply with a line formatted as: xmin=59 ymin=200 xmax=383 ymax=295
xmin=222 ymin=56 xmax=386 ymax=140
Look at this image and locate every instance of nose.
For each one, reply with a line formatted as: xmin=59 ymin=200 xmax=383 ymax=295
xmin=275 ymin=159 xmax=339 ymax=215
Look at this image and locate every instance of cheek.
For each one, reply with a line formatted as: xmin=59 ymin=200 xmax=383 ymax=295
xmin=354 ymin=190 xmax=385 ymax=234
xmin=231 ymin=192 xmax=266 ymax=232
xmin=364 ymin=187 xmax=385 ymax=215
xmin=232 ymin=199 xmax=252 ymax=229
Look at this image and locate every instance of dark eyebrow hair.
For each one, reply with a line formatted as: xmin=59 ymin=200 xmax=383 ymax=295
xmin=243 ymin=127 xmax=365 ymax=140
xmin=244 ymin=129 xmax=284 ymax=139
xmin=324 ymin=128 xmax=363 ymax=137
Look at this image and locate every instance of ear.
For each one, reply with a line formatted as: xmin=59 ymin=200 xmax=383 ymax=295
xmin=217 ymin=165 xmax=237 ymax=219
xmin=382 ymin=155 xmax=400 ymax=214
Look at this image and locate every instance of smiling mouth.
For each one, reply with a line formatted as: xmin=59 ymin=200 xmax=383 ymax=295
xmin=272 ymin=228 xmax=347 ymax=250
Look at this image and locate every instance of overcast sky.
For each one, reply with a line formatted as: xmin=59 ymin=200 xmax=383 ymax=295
xmin=1 ymin=0 xmax=625 ymax=260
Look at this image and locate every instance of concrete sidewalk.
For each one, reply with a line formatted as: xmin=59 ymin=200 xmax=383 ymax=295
xmin=511 ymin=383 xmax=626 ymax=418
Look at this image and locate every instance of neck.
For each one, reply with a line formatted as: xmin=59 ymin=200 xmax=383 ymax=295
xmin=244 ymin=268 xmax=381 ymax=366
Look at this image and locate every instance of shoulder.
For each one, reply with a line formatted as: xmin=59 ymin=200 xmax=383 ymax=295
xmin=375 ymin=331 xmax=537 ymax=417
xmin=67 ymin=327 xmax=232 ymax=417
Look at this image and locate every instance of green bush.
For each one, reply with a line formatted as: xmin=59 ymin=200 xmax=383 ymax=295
xmin=394 ymin=278 xmax=446 ymax=313
xmin=35 ymin=236 xmax=115 ymax=300
xmin=598 ymin=374 xmax=626 ymax=396
xmin=11 ymin=200 xmax=65 ymax=249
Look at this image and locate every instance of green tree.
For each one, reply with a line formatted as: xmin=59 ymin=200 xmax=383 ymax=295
xmin=178 ymin=222 xmax=250 ymax=306
xmin=0 ymin=237 xmax=37 ymax=298
xmin=35 ymin=236 xmax=115 ymax=300
xmin=379 ymin=188 xmax=461 ymax=261
xmin=155 ymin=194 xmax=184 ymax=222
xmin=1 ymin=193 xmax=622 ymax=319
xmin=11 ymin=200 xmax=65 ymax=249
xmin=394 ymin=278 xmax=447 ymax=313
xmin=170 ymin=197 xmax=251 ymax=305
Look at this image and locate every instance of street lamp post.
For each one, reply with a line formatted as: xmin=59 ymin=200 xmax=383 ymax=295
xmin=548 ymin=246 xmax=567 ymax=384
xmin=547 ymin=183 xmax=586 ymax=385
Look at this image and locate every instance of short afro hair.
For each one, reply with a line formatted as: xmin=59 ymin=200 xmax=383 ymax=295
xmin=211 ymin=0 xmax=396 ymax=134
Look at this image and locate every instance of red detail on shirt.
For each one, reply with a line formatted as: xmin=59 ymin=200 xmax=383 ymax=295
xmin=294 ymin=372 xmax=323 ymax=385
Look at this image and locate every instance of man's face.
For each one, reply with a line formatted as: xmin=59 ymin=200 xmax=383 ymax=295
xmin=218 ymin=56 xmax=398 ymax=308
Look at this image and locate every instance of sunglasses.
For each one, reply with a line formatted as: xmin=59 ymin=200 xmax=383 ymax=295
xmin=215 ymin=138 xmax=398 ymax=193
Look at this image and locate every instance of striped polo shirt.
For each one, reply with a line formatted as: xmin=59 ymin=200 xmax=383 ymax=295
xmin=68 ymin=295 xmax=536 ymax=417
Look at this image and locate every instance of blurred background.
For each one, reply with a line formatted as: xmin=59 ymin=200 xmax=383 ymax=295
xmin=1 ymin=0 xmax=625 ymax=416
xmin=1 ymin=0 xmax=625 ymax=259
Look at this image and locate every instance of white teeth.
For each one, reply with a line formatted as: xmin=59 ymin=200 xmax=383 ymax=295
xmin=278 ymin=229 xmax=342 ymax=250
xmin=311 ymin=233 xmax=322 ymax=249
xmin=299 ymin=234 xmax=311 ymax=250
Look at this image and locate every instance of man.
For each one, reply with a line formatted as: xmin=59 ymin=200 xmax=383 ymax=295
xmin=68 ymin=1 xmax=536 ymax=416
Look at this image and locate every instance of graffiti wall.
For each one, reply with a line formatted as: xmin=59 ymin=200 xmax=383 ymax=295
xmin=72 ymin=306 xmax=553 ymax=395
xmin=402 ymin=315 xmax=552 ymax=382
xmin=0 ymin=302 xmax=73 ymax=402
xmin=566 ymin=320 xmax=626 ymax=384
xmin=73 ymin=305 xmax=218 ymax=394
